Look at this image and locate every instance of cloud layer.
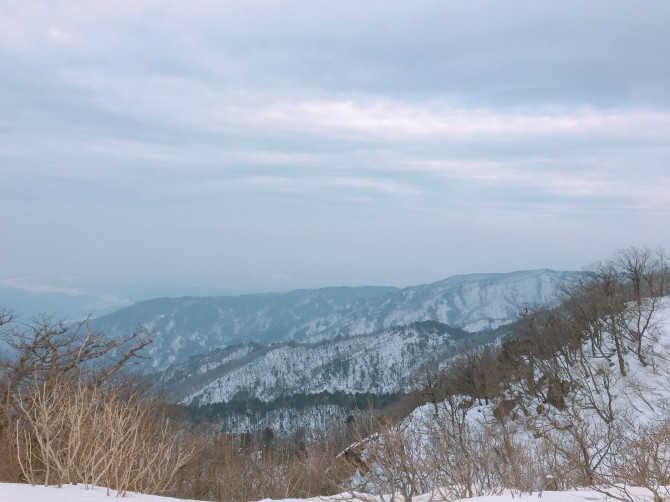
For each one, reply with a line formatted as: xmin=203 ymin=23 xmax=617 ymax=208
xmin=1 ymin=1 xmax=669 ymax=291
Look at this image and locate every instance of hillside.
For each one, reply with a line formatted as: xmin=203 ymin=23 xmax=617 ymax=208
xmin=370 ymin=295 xmax=670 ymax=501
xmin=92 ymin=269 xmax=570 ymax=371
xmin=344 ymin=251 xmax=670 ymax=501
xmin=159 ymin=321 xmax=500 ymax=405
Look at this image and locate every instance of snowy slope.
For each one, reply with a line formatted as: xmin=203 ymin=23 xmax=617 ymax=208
xmin=159 ymin=321 xmax=501 ymax=405
xmin=90 ymin=286 xmax=397 ymax=371
xmin=91 ymin=270 xmax=570 ymax=371
xmin=330 ymin=269 xmax=571 ymax=334
xmin=380 ymin=297 xmax=670 ymax=501
xmin=0 ymin=483 xmax=200 ymax=502
xmin=413 ymin=298 xmax=668 ymax=425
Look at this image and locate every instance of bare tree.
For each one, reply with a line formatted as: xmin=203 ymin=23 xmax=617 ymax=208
xmin=0 ymin=314 xmax=152 ymax=420
xmin=0 ymin=309 xmax=154 ymax=485
xmin=614 ymin=246 xmax=653 ymax=303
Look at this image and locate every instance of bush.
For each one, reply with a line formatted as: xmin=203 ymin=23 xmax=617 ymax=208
xmin=14 ymin=377 xmax=192 ymax=496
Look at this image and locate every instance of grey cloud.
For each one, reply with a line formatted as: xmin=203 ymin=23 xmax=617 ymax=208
xmin=1 ymin=1 xmax=669 ymax=292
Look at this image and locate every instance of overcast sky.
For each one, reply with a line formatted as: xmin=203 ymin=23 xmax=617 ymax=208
xmin=1 ymin=1 xmax=669 ymax=305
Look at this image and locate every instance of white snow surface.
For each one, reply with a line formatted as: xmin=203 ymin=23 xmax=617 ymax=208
xmin=254 ymin=487 xmax=664 ymax=501
xmin=0 ymin=483 xmax=661 ymax=502
xmin=0 ymin=483 xmax=196 ymax=501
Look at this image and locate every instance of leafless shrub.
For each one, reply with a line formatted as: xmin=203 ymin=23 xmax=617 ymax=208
xmin=14 ymin=377 xmax=192 ymax=496
xmin=426 ymin=414 xmax=503 ymax=501
xmin=342 ymin=415 xmax=432 ymax=502
xmin=0 ymin=313 xmax=152 ymax=433
xmin=602 ymin=419 xmax=670 ymax=502
xmin=169 ymin=426 xmax=343 ymax=502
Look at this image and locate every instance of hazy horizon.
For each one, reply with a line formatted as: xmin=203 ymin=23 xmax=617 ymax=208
xmin=1 ymin=264 xmax=574 ymax=320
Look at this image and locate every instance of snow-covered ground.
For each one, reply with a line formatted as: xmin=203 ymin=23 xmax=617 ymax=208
xmin=0 ymin=483 xmax=196 ymax=502
xmin=257 ymin=487 xmax=666 ymax=502
xmin=0 ymin=483 xmax=662 ymax=502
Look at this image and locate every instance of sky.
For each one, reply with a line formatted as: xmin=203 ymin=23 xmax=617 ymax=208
xmin=1 ymin=1 xmax=670 ymax=312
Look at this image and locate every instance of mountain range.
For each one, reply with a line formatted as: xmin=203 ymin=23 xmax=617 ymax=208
xmin=90 ymin=269 xmax=572 ymax=372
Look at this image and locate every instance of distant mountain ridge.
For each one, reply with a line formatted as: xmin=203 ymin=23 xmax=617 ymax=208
xmin=328 ymin=269 xmax=571 ymax=334
xmin=90 ymin=269 xmax=572 ymax=371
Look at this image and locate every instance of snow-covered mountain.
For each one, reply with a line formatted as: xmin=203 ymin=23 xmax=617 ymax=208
xmin=328 ymin=269 xmax=570 ymax=334
xmin=157 ymin=321 xmax=503 ymax=406
xmin=91 ymin=286 xmax=396 ymax=371
xmin=92 ymin=270 xmax=570 ymax=371
xmin=153 ymin=321 xmax=507 ymax=439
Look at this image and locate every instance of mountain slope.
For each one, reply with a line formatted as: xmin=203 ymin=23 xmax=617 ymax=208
xmin=157 ymin=321 xmax=504 ymax=406
xmin=91 ymin=286 xmax=396 ymax=370
xmin=322 ymin=269 xmax=571 ymax=334
xmin=91 ymin=269 xmax=570 ymax=371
